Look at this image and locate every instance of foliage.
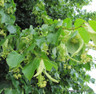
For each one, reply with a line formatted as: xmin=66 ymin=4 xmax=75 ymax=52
xmin=14 ymin=0 xmax=92 ymax=29
xmin=0 ymin=0 xmax=96 ymax=94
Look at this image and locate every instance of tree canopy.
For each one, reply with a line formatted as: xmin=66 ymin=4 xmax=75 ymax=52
xmin=0 ymin=0 xmax=96 ymax=94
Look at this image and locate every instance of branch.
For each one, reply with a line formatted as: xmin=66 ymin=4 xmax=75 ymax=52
xmin=62 ymin=23 xmax=85 ymax=30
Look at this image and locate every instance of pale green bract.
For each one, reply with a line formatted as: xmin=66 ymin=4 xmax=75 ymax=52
xmin=34 ymin=59 xmax=45 ymax=77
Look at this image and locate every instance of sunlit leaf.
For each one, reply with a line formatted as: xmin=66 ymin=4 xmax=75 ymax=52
xmin=89 ymin=20 xmax=96 ymax=32
xmin=63 ymin=18 xmax=72 ymax=28
xmin=6 ymin=51 xmax=24 ymax=68
xmin=74 ymin=19 xmax=85 ymax=27
xmin=85 ymin=22 xmax=96 ymax=44
xmin=77 ymin=27 xmax=90 ymax=43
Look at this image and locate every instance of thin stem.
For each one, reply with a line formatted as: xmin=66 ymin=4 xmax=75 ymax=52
xmin=62 ymin=23 xmax=85 ymax=30
xmin=68 ymin=56 xmax=80 ymax=63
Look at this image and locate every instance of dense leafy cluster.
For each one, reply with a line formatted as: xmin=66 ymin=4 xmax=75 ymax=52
xmin=14 ymin=0 xmax=92 ymax=29
xmin=0 ymin=0 xmax=96 ymax=94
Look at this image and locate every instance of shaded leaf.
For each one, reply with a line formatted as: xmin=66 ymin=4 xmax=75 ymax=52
xmin=66 ymin=40 xmax=79 ymax=54
xmin=5 ymin=88 xmax=13 ymax=94
xmin=22 ymin=58 xmax=40 ymax=81
xmin=47 ymin=28 xmax=61 ymax=45
xmin=44 ymin=59 xmax=58 ymax=71
xmin=5 ymin=89 xmax=18 ymax=94
xmin=39 ymin=52 xmax=58 ymax=71
xmin=84 ymin=63 xmax=90 ymax=70
xmin=90 ymin=78 xmax=95 ymax=83
xmin=0 ymin=35 xmax=15 ymax=47
xmin=23 ymin=43 xmax=36 ymax=56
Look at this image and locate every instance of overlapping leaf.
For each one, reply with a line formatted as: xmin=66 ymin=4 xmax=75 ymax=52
xmin=22 ymin=58 xmax=41 ymax=81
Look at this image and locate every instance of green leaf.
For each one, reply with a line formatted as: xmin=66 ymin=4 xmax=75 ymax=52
xmin=22 ymin=58 xmax=41 ymax=81
xmin=0 ymin=9 xmax=15 ymax=24
xmin=0 ymin=90 xmax=3 ymax=94
xmin=40 ymin=24 xmax=49 ymax=32
xmin=0 ymin=81 xmax=11 ymax=92
xmin=47 ymin=28 xmax=61 ymax=45
xmin=77 ymin=27 xmax=90 ymax=43
xmin=44 ymin=59 xmax=58 ymax=71
xmin=85 ymin=75 xmax=91 ymax=82
xmin=10 ymin=76 xmax=21 ymax=93
xmin=39 ymin=52 xmax=58 ymax=71
xmin=84 ymin=23 xmax=96 ymax=44
xmin=7 ymin=25 xmax=16 ymax=34
xmin=89 ymin=33 xmax=96 ymax=44
xmin=29 ymin=25 xmax=36 ymax=35
xmin=52 ymin=47 xmax=57 ymax=59
xmin=23 ymin=43 xmax=36 ymax=56
xmin=74 ymin=19 xmax=85 ymax=27
xmin=0 ymin=10 xmax=10 ymax=24
xmin=26 ymin=43 xmax=35 ymax=52
xmin=0 ymin=35 xmax=15 ymax=47
xmin=6 ymin=51 xmax=24 ymax=68
xmin=5 ymin=88 xmax=13 ymax=94
xmin=84 ymin=63 xmax=90 ymax=70
xmin=90 ymin=78 xmax=95 ymax=83
xmin=36 ymin=37 xmax=46 ymax=47
xmin=56 ymin=20 xmax=63 ymax=28
xmin=89 ymin=20 xmax=96 ymax=32
xmin=63 ymin=18 xmax=72 ymax=28
xmin=71 ymin=31 xmax=78 ymax=38
xmin=66 ymin=40 xmax=79 ymax=54
xmin=5 ymin=89 xmax=18 ymax=94
xmin=46 ymin=33 xmax=56 ymax=44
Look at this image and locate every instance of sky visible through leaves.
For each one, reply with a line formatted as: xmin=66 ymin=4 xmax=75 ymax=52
xmin=82 ymin=0 xmax=96 ymax=12
xmin=82 ymin=0 xmax=96 ymax=92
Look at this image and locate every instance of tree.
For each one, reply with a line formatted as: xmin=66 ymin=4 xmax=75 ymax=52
xmin=14 ymin=0 xmax=92 ymax=28
xmin=0 ymin=0 xmax=96 ymax=94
